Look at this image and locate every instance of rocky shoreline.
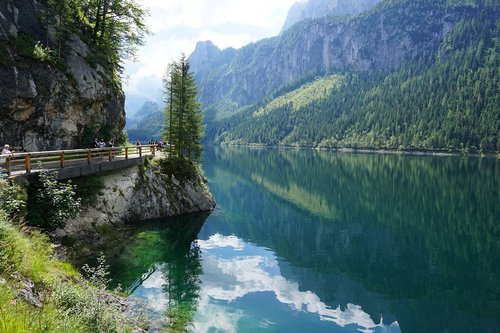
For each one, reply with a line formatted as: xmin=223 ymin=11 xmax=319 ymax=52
xmin=54 ymin=156 xmax=215 ymax=254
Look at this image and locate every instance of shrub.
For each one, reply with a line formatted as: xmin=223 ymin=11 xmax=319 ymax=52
xmin=51 ymin=254 xmax=131 ymax=333
xmin=158 ymin=156 xmax=200 ymax=181
xmin=32 ymin=41 xmax=55 ymax=62
xmin=26 ymin=169 xmax=81 ymax=231
xmin=117 ymin=130 xmax=129 ymax=147
xmin=0 ymin=175 xmax=27 ymax=218
xmin=72 ymin=175 xmax=105 ymax=206
xmin=10 ymin=33 xmax=37 ymax=57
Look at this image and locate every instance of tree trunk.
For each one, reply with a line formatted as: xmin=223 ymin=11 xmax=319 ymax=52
xmin=93 ymin=0 xmax=102 ymax=43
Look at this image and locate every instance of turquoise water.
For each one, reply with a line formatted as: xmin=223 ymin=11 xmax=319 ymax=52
xmin=106 ymin=147 xmax=500 ymax=332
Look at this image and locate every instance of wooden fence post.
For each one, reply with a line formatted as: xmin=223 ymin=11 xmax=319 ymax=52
xmin=108 ymin=148 xmax=112 ymax=161
xmin=139 ymin=146 xmax=142 ymax=158
xmin=60 ymin=151 xmax=65 ymax=168
xmin=6 ymin=155 xmax=11 ymax=176
xmin=152 ymin=145 xmax=156 ymax=156
xmin=125 ymin=147 xmax=128 ymax=160
xmin=25 ymin=154 xmax=31 ymax=173
xmin=87 ymin=150 xmax=91 ymax=164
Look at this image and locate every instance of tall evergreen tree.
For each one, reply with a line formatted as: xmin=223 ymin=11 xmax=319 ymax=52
xmin=164 ymin=55 xmax=204 ymax=162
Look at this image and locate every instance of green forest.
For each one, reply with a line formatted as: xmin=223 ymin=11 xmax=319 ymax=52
xmin=205 ymin=0 xmax=499 ymax=153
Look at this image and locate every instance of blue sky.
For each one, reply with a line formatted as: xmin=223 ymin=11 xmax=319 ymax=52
xmin=123 ymin=0 xmax=301 ymax=109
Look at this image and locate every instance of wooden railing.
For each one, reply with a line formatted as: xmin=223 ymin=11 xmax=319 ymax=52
xmin=0 ymin=145 xmax=159 ymax=177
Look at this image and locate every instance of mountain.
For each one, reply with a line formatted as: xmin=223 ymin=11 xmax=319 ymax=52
xmin=190 ymin=0 xmax=476 ymax=115
xmin=133 ymin=101 xmax=161 ymax=118
xmin=125 ymin=93 xmax=153 ymax=118
xmin=125 ymin=101 xmax=164 ymax=141
xmin=0 ymin=0 xmax=124 ymax=151
xmin=281 ymin=0 xmax=381 ymax=33
xmin=191 ymin=0 xmax=499 ymax=153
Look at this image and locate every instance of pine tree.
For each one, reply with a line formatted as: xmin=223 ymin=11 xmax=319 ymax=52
xmin=164 ymin=55 xmax=204 ymax=162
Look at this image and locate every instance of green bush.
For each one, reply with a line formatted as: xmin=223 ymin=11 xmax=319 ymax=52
xmin=27 ymin=169 xmax=81 ymax=231
xmin=32 ymin=41 xmax=56 ymax=62
xmin=158 ymin=156 xmax=200 ymax=181
xmin=10 ymin=33 xmax=37 ymax=57
xmin=72 ymin=175 xmax=105 ymax=206
xmin=117 ymin=130 xmax=129 ymax=147
xmin=0 ymin=43 xmax=12 ymax=66
xmin=0 ymin=175 xmax=27 ymax=218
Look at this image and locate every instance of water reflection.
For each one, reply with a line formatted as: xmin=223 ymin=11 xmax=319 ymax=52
xmin=192 ymin=233 xmax=400 ymax=333
xmin=105 ymin=213 xmax=208 ymax=331
xmin=101 ymin=147 xmax=499 ymax=332
xmin=201 ymin=146 xmax=500 ymax=332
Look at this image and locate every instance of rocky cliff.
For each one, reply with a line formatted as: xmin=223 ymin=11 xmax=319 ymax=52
xmin=56 ymin=157 xmax=216 ymax=244
xmin=201 ymin=1 xmax=499 ymax=151
xmin=280 ymin=0 xmax=381 ymax=33
xmin=189 ymin=1 xmax=474 ymax=114
xmin=0 ymin=0 xmax=124 ymax=151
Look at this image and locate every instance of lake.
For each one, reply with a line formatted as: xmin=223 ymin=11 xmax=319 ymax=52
xmin=104 ymin=147 xmax=500 ymax=332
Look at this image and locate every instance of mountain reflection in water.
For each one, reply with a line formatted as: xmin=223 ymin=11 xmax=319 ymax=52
xmin=102 ymin=147 xmax=499 ymax=333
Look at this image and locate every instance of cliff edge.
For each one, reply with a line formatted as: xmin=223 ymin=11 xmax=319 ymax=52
xmin=55 ymin=157 xmax=216 ymax=245
xmin=0 ymin=0 xmax=124 ymax=151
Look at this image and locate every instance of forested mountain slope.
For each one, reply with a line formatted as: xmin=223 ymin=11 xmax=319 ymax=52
xmin=194 ymin=0 xmax=499 ymax=152
xmin=191 ymin=0 xmax=483 ymax=114
xmin=125 ymin=101 xmax=164 ymax=141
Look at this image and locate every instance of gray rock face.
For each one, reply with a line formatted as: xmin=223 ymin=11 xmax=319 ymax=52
xmin=57 ymin=159 xmax=216 ymax=240
xmin=0 ymin=0 xmax=124 ymax=151
xmin=189 ymin=41 xmax=222 ymax=74
xmin=281 ymin=0 xmax=382 ymax=33
xmin=190 ymin=2 xmax=469 ymax=114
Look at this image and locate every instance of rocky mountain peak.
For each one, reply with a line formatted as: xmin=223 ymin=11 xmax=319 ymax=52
xmin=281 ymin=0 xmax=382 ymax=33
xmin=189 ymin=40 xmax=221 ymax=74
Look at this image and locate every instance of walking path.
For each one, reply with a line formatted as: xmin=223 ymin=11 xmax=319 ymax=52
xmin=0 ymin=145 xmax=159 ymax=180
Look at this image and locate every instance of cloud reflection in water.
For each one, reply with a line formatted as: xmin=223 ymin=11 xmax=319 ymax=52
xmin=192 ymin=233 xmax=400 ymax=333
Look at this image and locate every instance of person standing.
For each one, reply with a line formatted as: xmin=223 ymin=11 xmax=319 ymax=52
xmin=1 ymin=144 xmax=14 ymax=174
xmin=1 ymin=144 xmax=12 ymax=155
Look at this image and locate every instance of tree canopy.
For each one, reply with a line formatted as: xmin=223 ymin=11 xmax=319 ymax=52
xmin=45 ymin=0 xmax=149 ymax=75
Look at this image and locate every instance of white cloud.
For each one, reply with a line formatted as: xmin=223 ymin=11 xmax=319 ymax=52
xmin=197 ymin=30 xmax=252 ymax=50
xmin=131 ymin=266 xmax=168 ymax=313
xmin=191 ymin=300 xmax=243 ymax=333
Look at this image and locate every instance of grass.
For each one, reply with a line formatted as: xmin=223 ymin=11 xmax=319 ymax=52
xmin=0 ymin=283 xmax=83 ymax=332
xmin=0 ymin=209 xmax=137 ymax=332
xmin=253 ymin=74 xmax=344 ymax=117
xmin=0 ymin=43 xmax=12 ymax=66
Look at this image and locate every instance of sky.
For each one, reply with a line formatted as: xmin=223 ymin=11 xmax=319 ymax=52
xmin=123 ymin=0 xmax=301 ymax=112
